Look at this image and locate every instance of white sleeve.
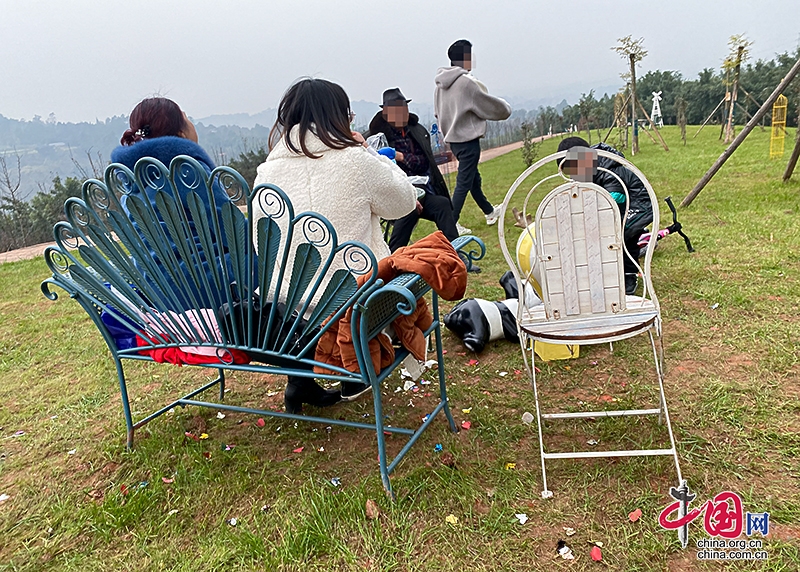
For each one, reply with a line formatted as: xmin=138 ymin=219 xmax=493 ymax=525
xmin=351 ymin=148 xmax=417 ymax=220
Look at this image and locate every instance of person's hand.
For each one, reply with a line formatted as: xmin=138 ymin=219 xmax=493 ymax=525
xmin=395 ymin=151 xmax=405 ymax=163
xmin=352 ymin=131 xmax=368 ymax=148
xmin=416 ymin=200 xmax=423 ymax=214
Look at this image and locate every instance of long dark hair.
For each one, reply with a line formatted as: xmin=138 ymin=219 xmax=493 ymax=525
xmin=269 ymin=78 xmax=359 ymax=159
xmin=121 ymin=97 xmax=185 ymax=146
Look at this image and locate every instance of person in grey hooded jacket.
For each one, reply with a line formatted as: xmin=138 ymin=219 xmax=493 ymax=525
xmin=434 ymin=39 xmax=512 ymax=233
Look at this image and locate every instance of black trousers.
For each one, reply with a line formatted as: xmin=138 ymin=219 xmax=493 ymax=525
xmin=388 ymin=193 xmax=458 ymax=252
xmin=450 ymin=138 xmax=494 ymax=221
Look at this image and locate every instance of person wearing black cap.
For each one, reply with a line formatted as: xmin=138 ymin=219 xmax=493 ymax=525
xmin=368 ymin=88 xmax=464 ymax=259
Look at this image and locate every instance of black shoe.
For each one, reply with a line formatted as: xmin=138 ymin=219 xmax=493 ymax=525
xmin=458 ymin=252 xmax=481 ymax=274
xmin=284 ymin=377 xmax=341 ymax=414
xmin=340 ymin=381 xmax=373 ymax=402
xmin=625 ymin=273 xmax=638 ymax=295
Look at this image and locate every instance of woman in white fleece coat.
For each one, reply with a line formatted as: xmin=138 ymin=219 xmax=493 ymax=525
xmin=251 ymin=78 xmax=417 ymax=413
xmin=253 ymin=78 xmax=417 ymax=262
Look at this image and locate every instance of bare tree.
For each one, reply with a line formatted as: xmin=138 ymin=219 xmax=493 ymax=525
xmin=0 ymin=149 xmax=33 ymax=250
xmin=613 ymin=36 xmax=648 ymax=155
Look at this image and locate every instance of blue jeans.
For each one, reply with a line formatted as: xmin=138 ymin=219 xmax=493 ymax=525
xmin=450 ymin=139 xmax=494 ymax=222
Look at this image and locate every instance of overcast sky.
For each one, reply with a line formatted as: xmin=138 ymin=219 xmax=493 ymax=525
xmin=1 ymin=0 xmax=798 ymax=123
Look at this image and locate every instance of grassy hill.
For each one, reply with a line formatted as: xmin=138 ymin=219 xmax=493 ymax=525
xmin=1 ymin=126 xmax=799 ymax=570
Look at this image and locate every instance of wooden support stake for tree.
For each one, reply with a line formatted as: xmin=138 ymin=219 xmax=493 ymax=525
xmin=735 ymin=101 xmax=765 ymax=131
xmin=603 ymin=92 xmax=632 ymax=143
xmin=636 ymin=99 xmax=670 ymax=151
xmin=681 ymin=56 xmax=800 ymax=207
xmin=694 ymin=97 xmax=726 ymax=138
xmin=630 ymin=54 xmax=639 ymax=155
xmin=783 ymin=130 xmax=800 ymax=182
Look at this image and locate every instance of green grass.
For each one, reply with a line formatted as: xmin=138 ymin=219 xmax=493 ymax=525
xmin=2 ymin=126 xmax=799 ymax=570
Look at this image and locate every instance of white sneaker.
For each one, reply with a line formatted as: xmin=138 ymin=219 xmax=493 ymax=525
xmin=456 ymin=223 xmax=472 ymax=236
xmin=485 ymin=205 xmax=502 ymax=226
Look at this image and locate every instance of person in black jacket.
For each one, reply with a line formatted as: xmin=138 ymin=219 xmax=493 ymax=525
xmin=557 ymin=137 xmax=654 ymax=294
xmin=367 ymin=88 xmax=460 ymax=253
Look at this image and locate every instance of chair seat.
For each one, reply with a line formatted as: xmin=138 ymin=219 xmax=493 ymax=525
xmin=520 ymin=296 xmax=657 ymax=342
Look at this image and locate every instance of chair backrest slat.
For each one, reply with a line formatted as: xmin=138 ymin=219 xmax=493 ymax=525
xmin=537 ymin=182 xmax=625 ymax=320
xmin=553 ymin=192 xmax=580 ymax=315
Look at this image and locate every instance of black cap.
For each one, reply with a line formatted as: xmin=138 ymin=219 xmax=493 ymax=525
xmin=380 ymin=88 xmax=411 ymax=107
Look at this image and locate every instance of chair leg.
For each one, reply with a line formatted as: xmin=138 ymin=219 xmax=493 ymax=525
xmin=520 ymin=333 xmax=552 ymax=498
xmin=649 ymin=328 xmax=683 ymax=485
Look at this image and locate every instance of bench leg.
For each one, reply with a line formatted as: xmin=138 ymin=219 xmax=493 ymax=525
xmin=217 ymin=369 xmax=226 ymax=401
xmin=115 ymin=357 xmax=135 ymax=449
xmin=432 ymin=296 xmax=457 ymax=433
xmin=370 ymin=372 xmax=394 ymax=498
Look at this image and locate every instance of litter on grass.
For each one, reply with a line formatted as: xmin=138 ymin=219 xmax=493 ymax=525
xmin=521 ymin=412 xmax=534 ymax=425
xmin=293 ymin=447 xmax=304 ymax=453
xmin=590 ymin=545 xmax=603 ymax=561
xmin=365 ymin=499 xmax=380 ymax=520
xmin=564 ymin=527 xmax=576 ymax=536
xmin=434 ymin=444 xmax=443 ymax=452
xmin=461 ymin=421 xmax=472 ymax=430
xmin=227 ymin=518 xmax=238 ymax=526
xmin=587 ymin=439 xmax=599 ymax=446
xmin=330 ymin=477 xmax=341 ymax=487
xmin=167 ymin=509 xmax=178 ymax=516
xmin=711 ymin=303 xmax=719 ymax=310
xmin=468 ymin=359 xmax=479 ymax=366
xmin=256 ymin=418 xmax=266 ymax=427
xmin=445 ymin=514 xmax=459 ymax=525
xmin=216 ymin=412 xmax=226 ymax=419
xmin=199 ymin=433 xmax=209 ymax=440
xmin=0 ymin=493 xmax=10 ymax=503
xmin=67 ymin=449 xmax=76 ymax=455
xmin=318 ymin=446 xmax=325 ymax=452
xmin=556 ymin=540 xmax=574 ymax=560
xmin=162 ymin=477 xmax=174 ymax=484
xmin=629 ymin=508 xmax=642 ymax=522
xmin=515 ymin=513 xmax=529 ymax=525
xmin=461 ymin=408 xmax=472 ymax=414
xmin=403 ymin=379 xmax=416 ymax=391
xmin=420 ymin=379 xmax=431 ymax=385
xmin=498 ymin=371 xmax=508 ymax=377
xmin=504 ymin=462 xmax=516 ymax=470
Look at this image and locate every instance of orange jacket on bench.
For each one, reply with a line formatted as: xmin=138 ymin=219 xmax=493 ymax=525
xmin=314 ymin=231 xmax=467 ymax=375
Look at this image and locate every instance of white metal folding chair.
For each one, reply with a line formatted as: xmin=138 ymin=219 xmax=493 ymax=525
xmin=498 ymin=149 xmax=682 ymax=498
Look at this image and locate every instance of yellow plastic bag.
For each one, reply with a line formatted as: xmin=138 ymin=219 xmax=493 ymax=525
xmin=534 ymin=341 xmax=580 ymax=362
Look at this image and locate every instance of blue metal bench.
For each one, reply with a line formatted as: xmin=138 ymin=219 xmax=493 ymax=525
xmin=40 ymin=155 xmax=485 ymax=496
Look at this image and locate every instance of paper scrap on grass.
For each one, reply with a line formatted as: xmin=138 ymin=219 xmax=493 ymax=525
xmin=557 ymin=540 xmax=574 ymax=560
xmin=162 ymin=477 xmax=174 ymax=484
xmin=293 ymin=447 xmax=304 ymax=453
xmin=228 ymin=518 xmax=237 ymax=526
xmin=504 ymin=462 xmax=516 ymax=470
xmin=167 ymin=509 xmax=178 ymax=516
xmin=434 ymin=443 xmax=443 ymax=452
xmin=461 ymin=421 xmax=471 ymax=430
xmin=403 ymin=379 xmax=416 ymax=391
xmin=590 ymin=545 xmax=603 ymax=561
xmin=521 ymin=412 xmax=534 ymax=425
xmin=199 ymin=433 xmax=209 ymax=440
xmin=0 ymin=493 xmax=10 ymax=503
xmin=330 ymin=477 xmax=341 ymax=487
xmin=515 ymin=513 xmax=529 ymax=525
xmin=461 ymin=408 xmax=472 ymax=414
xmin=564 ymin=527 xmax=576 ymax=536
xmin=365 ymin=499 xmax=380 ymax=520
xmin=629 ymin=508 xmax=642 ymax=522
xmin=216 ymin=412 xmax=226 ymax=419
xmin=445 ymin=514 xmax=459 ymax=525
xmin=468 ymin=359 xmax=479 ymax=366
xmin=256 ymin=418 xmax=265 ymax=427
